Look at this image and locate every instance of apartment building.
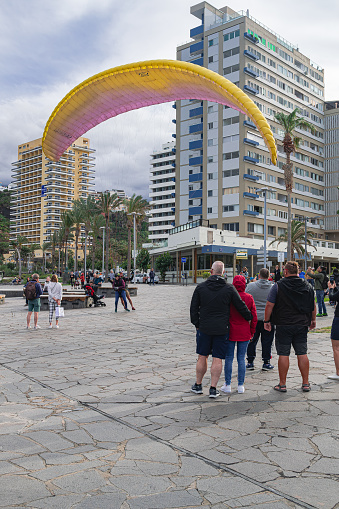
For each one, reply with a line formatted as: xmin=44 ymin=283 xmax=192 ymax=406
xmin=10 ymin=137 xmax=95 ymax=246
xmin=324 ymin=101 xmax=339 ymax=241
xmin=149 ymin=141 xmax=176 ymax=245
xmin=176 ymin=2 xmax=325 ymax=242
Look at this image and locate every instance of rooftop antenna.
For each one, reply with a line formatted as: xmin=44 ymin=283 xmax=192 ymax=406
xmin=246 ymin=9 xmax=250 ymax=17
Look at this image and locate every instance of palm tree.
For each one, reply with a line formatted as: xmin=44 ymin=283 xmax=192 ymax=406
xmin=274 ymin=108 xmax=315 ymax=259
xmin=125 ymin=194 xmax=150 ymax=279
xmin=60 ymin=210 xmax=74 ymax=271
xmin=269 ymin=220 xmax=316 ymax=260
xmin=70 ymin=201 xmax=84 ymax=272
xmin=10 ymin=235 xmax=28 ymax=278
xmin=97 ymin=193 xmax=121 ymax=281
xmin=89 ymin=213 xmax=105 ymax=272
xmin=42 ymin=242 xmax=51 ymax=272
xmin=49 ymin=230 xmax=59 ymax=270
xmin=77 ymin=196 xmax=100 ymax=272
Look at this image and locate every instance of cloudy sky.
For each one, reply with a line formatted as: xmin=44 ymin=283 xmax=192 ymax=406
xmin=1 ymin=0 xmax=338 ymax=198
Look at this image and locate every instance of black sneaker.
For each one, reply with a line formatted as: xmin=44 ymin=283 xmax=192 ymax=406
xmin=262 ymin=363 xmax=274 ymax=371
xmin=246 ymin=362 xmax=254 ymax=370
xmin=209 ymin=387 xmax=220 ymax=398
xmin=191 ymin=383 xmax=203 ymax=394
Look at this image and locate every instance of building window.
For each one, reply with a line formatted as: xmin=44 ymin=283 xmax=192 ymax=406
xmin=208 ymin=207 xmax=213 ymax=213
xmin=208 ymin=56 xmax=214 ymax=63
xmin=223 ymin=222 xmax=239 ymax=231
xmin=248 ymin=223 xmax=264 ymax=234
xmin=223 ymin=151 xmax=239 ymax=160
xmin=208 ymin=156 xmax=214 ymax=163
xmin=223 ymin=186 xmax=239 ymax=194
xmin=223 ymin=168 xmax=239 ymax=177
xmin=223 ymin=204 xmax=239 ymax=212
xmin=268 ymin=226 xmax=275 ymax=236
xmin=208 ymin=122 xmax=214 ymax=129
xmin=208 ymin=190 xmax=213 ymax=197
xmin=223 ymin=116 xmax=239 ymax=126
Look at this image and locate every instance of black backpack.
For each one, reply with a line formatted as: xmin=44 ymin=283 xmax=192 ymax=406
xmin=322 ymin=274 xmax=329 ymax=290
xmin=24 ymin=281 xmax=37 ymax=300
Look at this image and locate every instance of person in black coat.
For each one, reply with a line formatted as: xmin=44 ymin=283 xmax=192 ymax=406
xmin=190 ymin=260 xmax=252 ymax=398
xmin=327 ymin=280 xmax=339 ymax=380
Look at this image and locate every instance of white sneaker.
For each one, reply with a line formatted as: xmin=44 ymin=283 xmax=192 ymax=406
xmin=327 ymin=374 xmax=339 ymax=380
xmin=55 ymin=325 xmax=59 ymax=329
xmin=238 ymin=385 xmax=245 ymax=393
xmin=34 ymin=325 xmax=41 ymax=329
xmin=220 ymin=383 xmax=232 ymax=393
xmin=26 ymin=325 xmax=31 ymax=329
xmin=48 ymin=324 xmax=53 ymax=329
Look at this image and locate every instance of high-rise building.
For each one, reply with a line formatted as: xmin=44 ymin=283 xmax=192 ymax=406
xmin=149 ymin=141 xmax=176 ymax=245
xmin=10 ymin=137 xmax=95 ymax=245
xmin=176 ymin=3 xmax=325 ymax=242
xmin=324 ymin=101 xmax=339 ymax=241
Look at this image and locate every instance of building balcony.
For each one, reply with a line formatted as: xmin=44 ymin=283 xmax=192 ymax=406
xmin=189 ymin=123 xmax=203 ymax=134
xmin=243 ymin=173 xmax=260 ymax=181
xmin=243 ymin=210 xmax=259 ymax=216
xmin=243 ymin=120 xmax=257 ymax=129
xmin=243 ymin=192 xmax=259 ymax=199
xmin=190 ymin=24 xmax=204 ymax=39
xmin=190 ymin=40 xmax=204 ymax=55
xmin=189 ymin=139 xmax=203 ymax=151
xmin=244 ymin=67 xmax=259 ymax=78
xmin=243 ymin=138 xmax=259 ymax=147
xmin=189 ymin=106 xmax=203 ymax=118
xmin=244 ymin=32 xmax=259 ymax=44
xmin=244 ymin=49 xmax=259 ymax=61
xmin=189 ymin=206 xmax=202 ymax=215
xmin=189 ymin=189 xmax=203 ymax=199
xmin=191 ymin=57 xmax=204 ymax=66
xmin=243 ymin=156 xmax=259 ymax=164
xmin=189 ymin=172 xmax=203 ymax=182
xmin=244 ymin=85 xmax=259 ymax=95
xmin=189 ymin=156 xmax=203 ymax=166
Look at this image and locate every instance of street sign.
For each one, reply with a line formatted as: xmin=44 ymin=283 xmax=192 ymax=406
xmin=236 ymin=249 xmax=248 ymax=259
xmin=277 ymin=252 xmax=285 ymax=262
xmin=181 ymin=257 xmax=186 ymax=263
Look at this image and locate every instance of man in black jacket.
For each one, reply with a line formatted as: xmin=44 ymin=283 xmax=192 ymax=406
xmin=190 ymin=260 xmax=253 ymax=398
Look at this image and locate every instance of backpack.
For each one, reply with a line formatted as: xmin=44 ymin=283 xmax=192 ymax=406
xmin=24 ymin=281 xmax=37 ymax=300
xmin=322 ymin=274 xmax=329 ymax=290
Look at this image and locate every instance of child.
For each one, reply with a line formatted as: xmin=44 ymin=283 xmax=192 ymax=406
xmin=221 ymin=275 xmax=257 ymax=394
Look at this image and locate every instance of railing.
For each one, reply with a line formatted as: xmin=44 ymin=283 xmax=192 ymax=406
xmin=169 ymin=218 xmax=209 ymax=235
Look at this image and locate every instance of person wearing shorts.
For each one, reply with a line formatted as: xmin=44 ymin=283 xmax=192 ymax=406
xmin=190 ymin=261 xmax=253 ymax=398
xmin=264 ymin=261 xmax=316 ymax=393
xmin=26 ymin=273 xmax=43 ymax=330
xmin=327 ymin=280 xmax=339 ymax=380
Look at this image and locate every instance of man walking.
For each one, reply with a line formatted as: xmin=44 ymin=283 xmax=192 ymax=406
xmin=246 ymin=268 xmax=274 ymax=371
xmin=190 ymin=261 xmax=253 ymax=398
xmin=25 ymin=273 xmax=43 ymax=330
xmin=149 ymin=268 xmax=155 ymax=286
xmin=264 ymin=261 xmax=316 ymax=392
xmin=307 ymin=266 xmax=327 ymax=317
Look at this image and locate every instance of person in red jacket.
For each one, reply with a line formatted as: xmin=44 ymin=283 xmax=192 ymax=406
xmin=221 ymin=275 xmax=257 ymax=394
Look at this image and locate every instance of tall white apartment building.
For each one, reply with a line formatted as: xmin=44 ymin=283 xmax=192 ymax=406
xmin=11 ymin=137 xmax=95 ymax=246
xmin=149 ymin=141 xmax=176 ymax=245
xmin=176 ymin=3 xmax=325 ymax=242
xmin=324 ymin=101 xmax=339 ymax=241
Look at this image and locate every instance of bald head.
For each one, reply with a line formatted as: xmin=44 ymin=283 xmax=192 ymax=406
xmin=211 ymin=261 xmax=224 ymax=275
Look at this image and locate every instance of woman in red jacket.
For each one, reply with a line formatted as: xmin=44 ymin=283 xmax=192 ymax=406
xmin=221 ymin=275 xmax=257 ymax=394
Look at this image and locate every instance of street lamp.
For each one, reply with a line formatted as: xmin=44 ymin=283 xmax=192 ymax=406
xmin=303 ymin=216 xmax=321 ymax=271
xmin=255 ymin=187 xmax=274 ymax=268
xmin=100 ymin=226 xmax=105 ymax=275
xmin=127 ymin=212 xmax=142 ymax=283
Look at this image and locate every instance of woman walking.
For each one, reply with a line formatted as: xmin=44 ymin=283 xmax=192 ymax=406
xmin=48 ymin=274 xmax=63 ymax=329
xmin=327 ymin=279 xmax=339 ymax=380
xmin=221 ymin=275 xmax=257 ymax=394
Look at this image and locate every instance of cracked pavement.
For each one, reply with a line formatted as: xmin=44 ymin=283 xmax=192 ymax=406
xmin=0 ymin=284 xmax=338 ymax=508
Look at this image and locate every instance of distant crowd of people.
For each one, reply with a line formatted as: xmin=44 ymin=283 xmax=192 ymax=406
xmin=190 ymin=260 xmax=339 ymax=398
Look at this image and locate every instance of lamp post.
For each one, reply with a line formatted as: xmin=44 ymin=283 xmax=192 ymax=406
xmin=127 ymin=212 xmax=142 ymax=283
xmin=304 ymin=216 xmax=321 ymax=271
xmin=100 ymin=226 xmax=105 ymax=275
xmin=255 ymin=187 xmax=273 ymax=268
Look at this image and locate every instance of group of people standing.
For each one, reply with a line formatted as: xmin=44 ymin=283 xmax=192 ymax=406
xmin=190 ymin=259 xmax=338 ymax=398
xmin=25 ymin=273 xmax=62 ymax=330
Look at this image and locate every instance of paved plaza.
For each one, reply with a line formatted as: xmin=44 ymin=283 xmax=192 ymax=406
xmin=0 ymin=284 xmax=338 ymax=509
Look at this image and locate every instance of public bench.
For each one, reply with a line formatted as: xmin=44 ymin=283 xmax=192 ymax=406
xmin=39 ymin=294 xmax=87 ymax=311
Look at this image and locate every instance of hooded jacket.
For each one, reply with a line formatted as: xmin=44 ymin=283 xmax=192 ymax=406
xmin=229 ymin=276 xmax=257 ymax=341
xmin=190 ymin=275 xmax=253 ymax=335
xmin=270 ymin=276 xmax=315 ymax=326
xmin=246 ymin=278 xmax=272 ymax=321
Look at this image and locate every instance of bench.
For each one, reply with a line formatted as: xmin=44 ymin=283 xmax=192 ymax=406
xmin=39 ymin=294 xmax=87 ymax=311
xmin=0 ymin=294 xmax=5 ymax=304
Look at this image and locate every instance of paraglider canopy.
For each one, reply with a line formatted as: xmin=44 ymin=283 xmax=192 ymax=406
xmin=42 ymin=59 xmax=277 ymax=164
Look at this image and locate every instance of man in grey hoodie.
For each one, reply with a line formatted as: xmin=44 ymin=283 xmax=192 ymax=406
xmin=246 ymin=268 xmax=275 ymax=371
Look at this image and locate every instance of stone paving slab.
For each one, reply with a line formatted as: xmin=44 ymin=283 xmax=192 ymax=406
xmin=0 ymin=287 xmax=338 ymax=508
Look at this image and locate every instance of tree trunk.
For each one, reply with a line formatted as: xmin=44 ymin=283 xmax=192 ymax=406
xmin=105 ymin=217 xmax=109 ymax=282
xmin=74 ymin=231 xmax=79 ymax=272
xmin=287 ymin=192 xmax=292 ymax=260
xmin=91 ymin=238 xmax=95 ymax=273
xmin=127 ymin=226 xmax=131 ymax=279
xmin=84 ymin=234 xmax=87 ymax=273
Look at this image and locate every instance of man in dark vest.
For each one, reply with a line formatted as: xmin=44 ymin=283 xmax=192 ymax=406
xmin=263 ymin=261 xmax=316 ymax=393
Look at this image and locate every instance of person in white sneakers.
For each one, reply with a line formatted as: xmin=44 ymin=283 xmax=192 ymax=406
xmin=221 ymin=275 xmax=257 ymax=394
xmin=327 ymin=280 xmax=339 ymax=380
xmin=48 ymin=274 xmax=63 ymax=329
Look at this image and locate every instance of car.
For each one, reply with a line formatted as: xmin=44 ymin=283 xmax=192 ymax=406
xmin=134 ymin=273 xmax=146 ymax=283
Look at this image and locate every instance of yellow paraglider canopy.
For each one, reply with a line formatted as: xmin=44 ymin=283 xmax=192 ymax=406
xmin=42 ymin=59 xmax=276 ymax=164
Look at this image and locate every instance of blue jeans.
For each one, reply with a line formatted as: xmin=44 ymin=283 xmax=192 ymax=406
xmin=115 ymin=290 xmax=128 ymax=310
xmin=224 ymin=340 xmax=249 ymax=386
xmin=316 ymin=289 xmax=327 ymax=314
